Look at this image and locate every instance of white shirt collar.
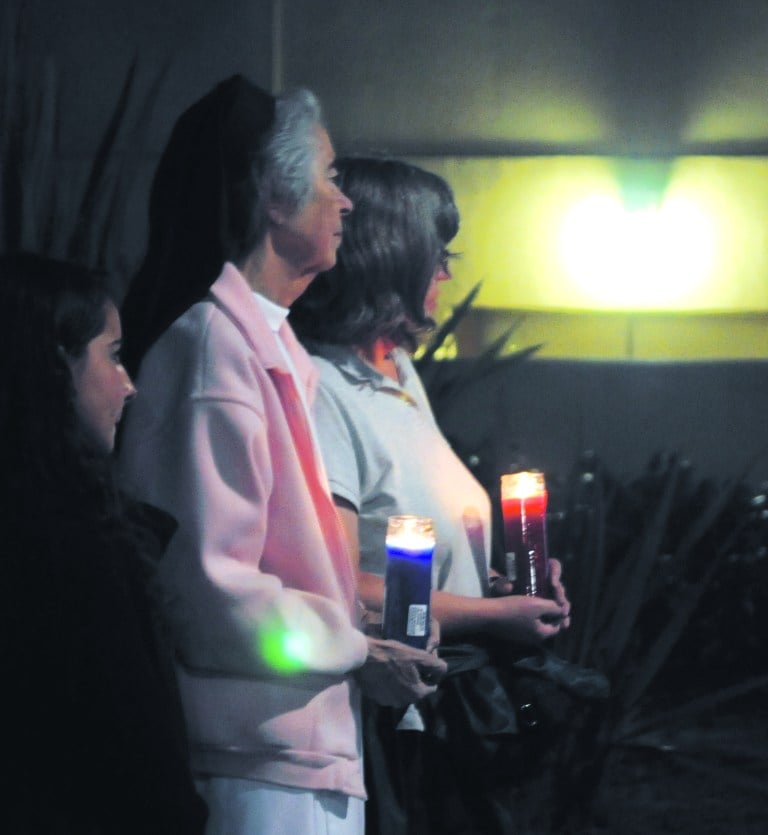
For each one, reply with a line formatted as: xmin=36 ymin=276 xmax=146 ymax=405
xmin=252 ymin=290 xmax=289 ymax=333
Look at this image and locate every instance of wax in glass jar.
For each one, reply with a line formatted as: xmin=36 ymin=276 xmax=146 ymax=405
xmin=382 ymin=515 xmax=435 ymax=649
xmin=500 ymin=471 xmax=550 ymax=597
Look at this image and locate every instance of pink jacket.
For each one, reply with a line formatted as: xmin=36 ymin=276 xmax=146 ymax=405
xmin=119 ymin=263 xmax=369 ymax=798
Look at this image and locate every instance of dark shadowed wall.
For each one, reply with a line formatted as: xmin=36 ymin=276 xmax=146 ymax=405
xmin=433 ymin=357 xmax=768 ymax=487
xmin=12 ymin=0 xmax=768 ymax=275
xmin=6 ymin=1 xmax=768 ymax=485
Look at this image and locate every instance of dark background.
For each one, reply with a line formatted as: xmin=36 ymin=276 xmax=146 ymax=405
xmin=6 ymin=5 xmax=767 ymax=828
xmin=7 ymin=0 xmax=768 ymax=485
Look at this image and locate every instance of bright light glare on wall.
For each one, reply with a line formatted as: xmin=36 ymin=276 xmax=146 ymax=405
xmin=559 ymin=194 xmax=715 ymax=309
xmin=422 ymin=156 xmax=768 ymax=315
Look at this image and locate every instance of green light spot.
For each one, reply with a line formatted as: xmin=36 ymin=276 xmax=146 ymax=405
xmin=260 ymin=627 xmax=310 ymax=673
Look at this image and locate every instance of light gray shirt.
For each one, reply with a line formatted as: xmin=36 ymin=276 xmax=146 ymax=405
xmin=308 ymin=343 xmax=492 ymax=598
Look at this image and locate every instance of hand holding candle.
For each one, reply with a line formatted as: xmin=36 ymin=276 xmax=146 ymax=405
xmin=500 ymin=471 xmax=551 ymax=598
xmin=382 ymin=515 xmax=434 ymax=649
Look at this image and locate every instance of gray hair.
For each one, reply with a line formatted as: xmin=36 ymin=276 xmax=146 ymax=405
xmin=264 ymin=88 xmax=325 ymax=215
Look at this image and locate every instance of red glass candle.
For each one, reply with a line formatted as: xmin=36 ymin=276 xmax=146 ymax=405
xmin=500 ymin=471 xmax=550 ymax=597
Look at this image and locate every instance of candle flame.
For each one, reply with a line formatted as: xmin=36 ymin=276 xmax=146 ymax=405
xmin=500 ymin=470 xmax=547 ymax=500
xmin=386 ymin=532 xmax=436 ymax=551
xmin=386 ymin=514 xmax=436 ymax=551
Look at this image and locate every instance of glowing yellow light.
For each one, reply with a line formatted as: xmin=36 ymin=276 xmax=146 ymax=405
xmin=419 ymin=156 xmax=768 ymax=318
xmin=260 ymin=627 xmax=311 ymax=673
xmin=500 ymin=470 xmax=547 ymax=500
xmin=558 ymin=194 xmax=715 ymax=310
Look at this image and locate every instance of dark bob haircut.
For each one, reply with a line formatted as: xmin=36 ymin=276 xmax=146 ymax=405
xmin=289 ymin=156 xmax=459 ymax=352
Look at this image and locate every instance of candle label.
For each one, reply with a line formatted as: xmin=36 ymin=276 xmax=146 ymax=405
xmin=406 ymin=604 xmax=428 ymax=637
xmin=382 ymin=550 xmax=433 ymax=648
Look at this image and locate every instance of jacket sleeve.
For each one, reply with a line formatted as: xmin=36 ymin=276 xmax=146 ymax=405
xmin=119 ymin=333 xmax=368 ymax=682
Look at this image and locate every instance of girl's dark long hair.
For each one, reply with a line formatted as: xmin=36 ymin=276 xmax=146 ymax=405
xmin=2 ymin=253 xmax=206 ymax=833
xmin=0 ymin=252 xmax=118 ymax=533
xmin=289 ymin=156 xmax=459 ymax=353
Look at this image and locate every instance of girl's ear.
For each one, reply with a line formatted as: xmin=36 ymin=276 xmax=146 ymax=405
xmin=267 ymin=202 xmax=289 ymax=225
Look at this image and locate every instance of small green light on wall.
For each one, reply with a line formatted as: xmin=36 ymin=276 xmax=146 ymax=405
xmin=615 ymin=158 xmax=674 ymax=211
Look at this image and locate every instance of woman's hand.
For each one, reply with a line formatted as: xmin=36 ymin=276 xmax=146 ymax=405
xmin=355 ymin=636 xmax=448 ymax=706
xmin=488 ymin=570 xmax=515 ymax=597
xmin=361 ymin=611 xmax=441 ymax=653
xmin=426 ymin=616 xmax=441 ymax=653
xmin=548 ymin=558 xmax=571 ymax=628
xmin=485 ymin=593 xmax=570 ymax=645
xmin=487 ymin=558 xmax=571 ymax=635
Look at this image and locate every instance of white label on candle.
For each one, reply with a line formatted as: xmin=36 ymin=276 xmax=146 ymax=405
xmin=406 ymin=604 xmax=428 ymax=637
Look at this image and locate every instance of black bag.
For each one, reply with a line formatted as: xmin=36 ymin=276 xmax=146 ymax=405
xmin=364 ymin=643 xmax=609 ymax=835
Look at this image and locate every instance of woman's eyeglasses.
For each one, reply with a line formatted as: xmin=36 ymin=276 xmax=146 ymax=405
xmin=438 ymin=249 xmax=457 ymax=276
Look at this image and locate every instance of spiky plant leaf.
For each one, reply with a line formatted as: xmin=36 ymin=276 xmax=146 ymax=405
xmin=620 ymin=673 xmax=768 ymax=741
xmin=662 ymin=750 xmax=768 ymax=796
xmin=417 ymin=280 xmax=482 ymax=367
xmin=95 ymin=59 xmax=169 ymax=279
xmin=598 ymin=460 xmax=681 ymax=670
xmin=616 ymin=480 xmax=748 ymax=716
xmin=20 ymin=58 xmax=58 ymax=252
xmin=416 ymin=281 xmax=542 ymax=433
xmin=39 ymin=86 xmax=62 ymax=255
xmin=67 ymin=58 xmax=138 ymax=263
xmin=567 ymin=465 xmax=609 ymax=669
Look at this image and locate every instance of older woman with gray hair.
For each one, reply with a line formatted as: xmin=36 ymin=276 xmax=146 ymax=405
xmin=119 ymin=76 xmax=445 ymax=835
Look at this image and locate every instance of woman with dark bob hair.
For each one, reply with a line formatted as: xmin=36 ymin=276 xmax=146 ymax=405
xmin=1 ymin=252 xmax=206 ymax=834
xmin=289 ymin=156 xmax=459 ymax=355
xmin=290 ymin=156 xmax=572 ymax=833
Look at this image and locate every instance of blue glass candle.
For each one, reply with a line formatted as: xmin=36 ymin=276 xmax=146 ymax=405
xmin=382 ymin=515 xmax=435 ymax=649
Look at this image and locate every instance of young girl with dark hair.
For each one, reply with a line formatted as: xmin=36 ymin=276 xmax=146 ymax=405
xmin=1 ymin=252 xmax=206 ymax=834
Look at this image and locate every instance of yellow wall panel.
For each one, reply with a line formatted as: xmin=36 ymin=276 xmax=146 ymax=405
xmin=454 ymin=309 xmax=768 ymax=360
xmin=412 ymin=156 xmax=768 ymax=318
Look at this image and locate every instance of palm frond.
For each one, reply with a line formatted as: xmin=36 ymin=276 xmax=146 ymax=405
xmin=600 ymin=459 xmax=681 ymax=670
xmin=20 ymin=57 xmax=58 ymax=251
xmin=416 ymin=280 xmax=482 ymax=367
xmin=617 ymin=478 xmax=746 ymax=715
xmin=619 ymin=673 xmax=768 ymax=741
xmin=95 ymin=59 xmax=170 ymax=277
xmin=67 ymin=58 xmax=138 ymax=263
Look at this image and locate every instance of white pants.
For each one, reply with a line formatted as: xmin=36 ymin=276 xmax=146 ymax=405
xmin=196 ymin=777 xmax=365 ymax=835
